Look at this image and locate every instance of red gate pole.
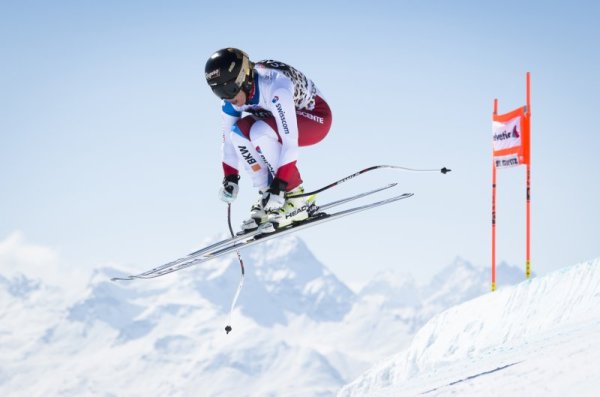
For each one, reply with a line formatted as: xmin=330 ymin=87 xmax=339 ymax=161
xmin=525 ymin=72 xmax=532 ymax=279
xmin=492 ymin=98 xmax=498 ymax=291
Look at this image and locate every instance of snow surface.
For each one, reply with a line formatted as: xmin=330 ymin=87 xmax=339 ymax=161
xmin=1 ymin=231 xmax=586 ymax=397
xmin=338 ymin=258 xmax=600 ymax=397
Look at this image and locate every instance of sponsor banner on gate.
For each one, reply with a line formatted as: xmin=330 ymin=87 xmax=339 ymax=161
xmin=491 ymin=105 xmax=530 ymax=168
xmin=493 ymin=153 xmax=521 ymax=168
xmin=492 ymin=116 xmax=521 ymax=152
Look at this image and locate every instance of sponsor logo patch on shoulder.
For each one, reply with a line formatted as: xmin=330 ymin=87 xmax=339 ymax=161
xmin=272 ymin=96 xmax=279 ymax=103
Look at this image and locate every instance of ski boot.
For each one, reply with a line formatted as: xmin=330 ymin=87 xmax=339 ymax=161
xmin=266 ymin=186 xmax=317 ymax=230
xmin=239 ymin=192 xmax=269 ymax=234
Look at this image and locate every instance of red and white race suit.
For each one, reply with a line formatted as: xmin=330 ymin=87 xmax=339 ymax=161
xmin=220 ymin=60 xmax=332 ymax=191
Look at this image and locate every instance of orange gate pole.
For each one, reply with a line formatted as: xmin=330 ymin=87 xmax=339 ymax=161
xmin=492 ymin=98 xmax=498 ymax=291
xmin=525 ymin=72 xmax=531 ymax=278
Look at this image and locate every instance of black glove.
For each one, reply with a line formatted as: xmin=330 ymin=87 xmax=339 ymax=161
xmin=219 ymin=174 xmax=240 ymax=203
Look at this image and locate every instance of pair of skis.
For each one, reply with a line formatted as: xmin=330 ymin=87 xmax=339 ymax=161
xmin=111 ymin=183 xmax=413 ymax=282
xmin=111 ymin=164 xmax=451 ymax=283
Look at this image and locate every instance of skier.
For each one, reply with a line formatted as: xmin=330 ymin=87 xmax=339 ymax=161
xmin=205 ymin=48 xmax=332 ymax=232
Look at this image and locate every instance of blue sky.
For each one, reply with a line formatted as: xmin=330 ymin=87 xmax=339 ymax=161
xmin=1 ymin=0 xmax=599 ymax=286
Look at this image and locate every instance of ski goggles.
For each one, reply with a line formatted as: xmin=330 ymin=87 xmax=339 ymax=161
xmin=210 ymin=80 xmax=242 ymax=100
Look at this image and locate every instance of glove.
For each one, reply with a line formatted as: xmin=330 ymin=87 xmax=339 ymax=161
xmin=219 ymin=174 xmax=240 ymax=203
xmin=262 ymin=178 xmax=288 ymax=211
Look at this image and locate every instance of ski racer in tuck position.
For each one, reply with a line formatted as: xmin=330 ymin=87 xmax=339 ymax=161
xmin=205 ymin=48 xmax=332 ymax=232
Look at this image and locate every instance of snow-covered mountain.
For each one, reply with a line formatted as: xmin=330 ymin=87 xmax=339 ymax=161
xmin=0 ymin=233 xmax=528 ymax=397
xmin=339 ymin=258 xmax=600 ymax=397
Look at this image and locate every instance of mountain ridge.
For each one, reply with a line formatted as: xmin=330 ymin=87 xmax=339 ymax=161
xmin=0 ymin=233 xmax=527 ymax=397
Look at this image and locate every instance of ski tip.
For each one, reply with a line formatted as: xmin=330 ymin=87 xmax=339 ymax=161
xmin=111 ymin=276 xmax=134 ymax=282
xmin=441 ymin=167 xmax=452 ymax=174
xmin=225 ymin=325 xmax=232 ymax=334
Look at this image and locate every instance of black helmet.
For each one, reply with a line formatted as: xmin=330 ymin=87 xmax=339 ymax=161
xmin=205 ymin=48 xmax=253 ymax=100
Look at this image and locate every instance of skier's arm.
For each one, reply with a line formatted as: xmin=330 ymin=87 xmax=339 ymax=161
xmin=221 ymin=101 xmax=242 ymax=177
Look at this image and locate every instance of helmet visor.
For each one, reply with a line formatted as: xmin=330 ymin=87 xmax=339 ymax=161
xmin=210 ymin=81 xmax=242 ymax=100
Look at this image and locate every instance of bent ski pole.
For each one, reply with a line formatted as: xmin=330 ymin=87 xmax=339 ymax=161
xmin=224 ymin=203 xmax=246 ymax=335
xmin=287 ymin=164 xmax=451 ymax=198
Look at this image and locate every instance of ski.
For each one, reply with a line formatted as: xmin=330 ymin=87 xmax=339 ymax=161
xmin=317 ymin=183 xmax=397 ymax=212
xmin=112 ymin=183 xmax=398 ymax=281
xmin=113 ymin=184 xmax=399 ymax=280
xmin=112 ymin=191 xmax=413 ymax=281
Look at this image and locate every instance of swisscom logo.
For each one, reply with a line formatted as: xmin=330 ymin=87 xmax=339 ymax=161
xmin=272 ymin=96 xmax=279 ymax=104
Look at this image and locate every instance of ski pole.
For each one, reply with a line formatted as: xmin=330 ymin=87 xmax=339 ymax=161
xmin=224 ymin=203 xmax=246 ymax=335
xmin=287 ymin=164 xmax=451 ymax=198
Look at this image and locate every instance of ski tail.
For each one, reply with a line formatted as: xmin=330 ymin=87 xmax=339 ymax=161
xmin=316 ymin=183 xmax=397 ymax=212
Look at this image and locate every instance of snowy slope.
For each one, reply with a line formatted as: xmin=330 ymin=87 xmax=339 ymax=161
xmin=338 ymin=258 xmax=600 ymax=397
xmin=0 ymin=232 xmax=525 ymax=397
